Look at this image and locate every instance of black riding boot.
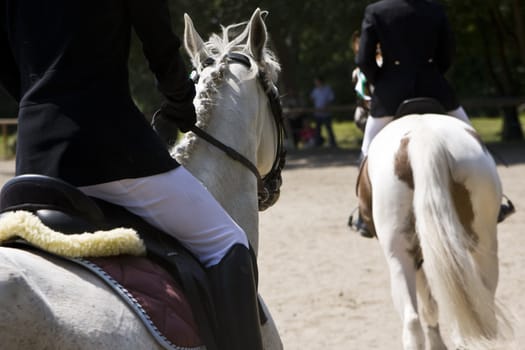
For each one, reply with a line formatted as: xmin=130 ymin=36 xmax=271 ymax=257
xmin=207 ymin=244 xmax=263 ymax=350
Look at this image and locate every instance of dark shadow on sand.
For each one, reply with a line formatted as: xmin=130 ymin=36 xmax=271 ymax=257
xmin=283 ymin=141 xmax=524 ymax=171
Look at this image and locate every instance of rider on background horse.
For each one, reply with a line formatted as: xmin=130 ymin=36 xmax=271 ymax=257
xmin=0 ymin=1 xmax=262 ymax=349
xmin=356 ymin=0 xmax=471 ymax=159
xmin=352 ymin=0 xmax=513 ymax=236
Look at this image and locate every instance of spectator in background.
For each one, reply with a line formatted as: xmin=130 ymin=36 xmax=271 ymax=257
xmin=299 ymin=118 xmax=316 ymax=149
xmin=282 ymin=89 xmax=306 ymax=149
xmin=310 ymin=76 xmax=338 ymax=147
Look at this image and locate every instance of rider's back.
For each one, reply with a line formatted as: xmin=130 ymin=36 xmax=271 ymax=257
xmin=356 ymin=0 xmax=459 ymax=118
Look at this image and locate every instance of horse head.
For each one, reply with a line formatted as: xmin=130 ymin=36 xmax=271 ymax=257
xmin=174 ymin=9 xmax=283 ymax=252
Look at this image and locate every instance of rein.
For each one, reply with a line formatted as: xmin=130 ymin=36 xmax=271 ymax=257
xmin=190 ymin=52 xmax=286 ymax=211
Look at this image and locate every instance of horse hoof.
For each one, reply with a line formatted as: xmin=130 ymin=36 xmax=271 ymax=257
xmin=497 ymin=197 xmax=515 ymax=223
xmin=359 ymin=227 xmax=374 ymax=238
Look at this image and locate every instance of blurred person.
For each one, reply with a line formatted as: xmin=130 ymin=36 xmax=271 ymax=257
xmin=310 ymin=76 xmax=338 ymax=147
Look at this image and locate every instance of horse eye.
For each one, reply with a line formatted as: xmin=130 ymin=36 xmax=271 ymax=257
xmin=190 ymin=70 xmax=199 ymax=83
xmin=202 ymin=57 xmax=216 ymax=68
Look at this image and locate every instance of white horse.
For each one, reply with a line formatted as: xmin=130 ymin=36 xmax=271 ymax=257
xmin=357 ymin=114 xmax=512 ymax=350
xmin=0 ymin=9 xmax=283 ymax=350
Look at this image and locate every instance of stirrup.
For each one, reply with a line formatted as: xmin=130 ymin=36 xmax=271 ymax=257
xmin=347 ymin=207 xmax=359 ymax=229
xmin=498 ymin=195 xmax=515 ymax=223
xmin=348 ymin=207 xmax=373 ymax=238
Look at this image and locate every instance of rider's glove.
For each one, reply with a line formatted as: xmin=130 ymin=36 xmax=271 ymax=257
xmin=153 ymin=98 xmax=196 ymax=133
xmin=152 ymin=81 xmax=197 ymax=146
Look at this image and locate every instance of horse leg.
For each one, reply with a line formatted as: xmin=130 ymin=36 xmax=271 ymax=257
xmin=368 ymin=154 xmax=425 ymax=350
xmin=374 ymin=209 xmax=425 ymax=350
xmin=416 ymin=269 xmax=447 ymax=350
xmin=378 ymin=231 xmax=424 ymax=350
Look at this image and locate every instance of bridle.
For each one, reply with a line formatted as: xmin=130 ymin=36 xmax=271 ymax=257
xmin=189 ymin=52 xmax=286 ymax=211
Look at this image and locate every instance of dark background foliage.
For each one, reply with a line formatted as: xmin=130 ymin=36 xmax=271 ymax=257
xmin=2 ymin=1 xmax=524 ymax=140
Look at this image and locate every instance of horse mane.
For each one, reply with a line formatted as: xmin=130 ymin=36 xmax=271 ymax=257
xmin=173 ymin=18 xmax=280 ymax=163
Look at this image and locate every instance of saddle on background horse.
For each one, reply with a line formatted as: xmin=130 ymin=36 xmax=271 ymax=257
xmin=394 ymin=97 xmax=446 ymax=118
xmin=0 ymin=174 xmax=218 ymax=350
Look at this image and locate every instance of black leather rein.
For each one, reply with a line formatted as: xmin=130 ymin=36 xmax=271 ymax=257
xmin=190 ymin=52 xmax=286 ymax=211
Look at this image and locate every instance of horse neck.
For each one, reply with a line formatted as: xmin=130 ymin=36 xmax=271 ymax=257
xmin=176 ymin=78 xmax=262 ymax=252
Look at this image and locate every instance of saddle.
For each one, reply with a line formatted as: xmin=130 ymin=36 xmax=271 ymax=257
xmin=394 ymin=97 xmax=446 ymax=119
xmin=0 ymin=174 xmax=217 ymax=350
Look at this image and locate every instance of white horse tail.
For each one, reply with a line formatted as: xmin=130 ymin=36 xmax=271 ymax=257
xmin=410 ymin=132 xmax=499 ymax=344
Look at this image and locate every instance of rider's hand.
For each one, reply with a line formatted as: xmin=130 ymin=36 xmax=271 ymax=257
xmin=151 ymin=109 xmax=182 ymax=147
xmin=153 ymin=98 xmax=197 ymax=133
xmin=152 ymin=77 xmax=197 ymax=147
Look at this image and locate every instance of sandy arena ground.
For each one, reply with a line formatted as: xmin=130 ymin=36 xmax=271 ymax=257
xmin=0 ymin=143 xmax=522 ymax=349
xmin=257 ymin=144 xmax=524 ymax=350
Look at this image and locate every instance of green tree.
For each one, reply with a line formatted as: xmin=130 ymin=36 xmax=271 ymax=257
xmin=125 ymin=0 xmax=524 ymax=140
xmin=0 ymin=86 xmax=17 ymax=117
xmin=446 ymin=0 xmax=524 ymax=140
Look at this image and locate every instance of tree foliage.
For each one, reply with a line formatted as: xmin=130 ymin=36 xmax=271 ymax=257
xmin=4 ymin=3 xmax=524 ymax=139
xmin=58 ymin=1 xmax=525 ymax=139
xmin=444 ymin=0 xmax=525 ymax=139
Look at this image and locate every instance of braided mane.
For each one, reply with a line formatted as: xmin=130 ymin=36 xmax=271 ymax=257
xmin=173 ymin=19 xmax=280 ymax=163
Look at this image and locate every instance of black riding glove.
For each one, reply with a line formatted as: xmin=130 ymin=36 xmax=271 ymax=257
xmin=151 ymin=109 xmax=181 ymax=147
xmin=153 ymin=98 xmax=196 ymax=133
xmin=152 ymin=73 xmax=197 ymax=147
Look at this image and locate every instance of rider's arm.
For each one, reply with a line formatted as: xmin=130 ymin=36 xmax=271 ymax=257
xmin=126 ymin=0 xmax=194 ymax=103
xmin=356 ymin=6 xmax=380 ymax=85
xmin=434 ymin=6 xmax=455 ymax=74
xmin=127 ymin=0 xmax=196 ymax=134
xmin=0 ymin=11 xmax=20 ymax=102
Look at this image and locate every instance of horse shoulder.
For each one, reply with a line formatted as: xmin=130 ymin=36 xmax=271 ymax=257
xmin=0 ymin=248 xmax=60 ymax=347
xmin=0 ymin=248 xmax=163 ymax=349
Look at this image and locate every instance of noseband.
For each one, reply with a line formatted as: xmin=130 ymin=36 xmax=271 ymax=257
xmin=190 ymin=52 xmax=286 ymax=211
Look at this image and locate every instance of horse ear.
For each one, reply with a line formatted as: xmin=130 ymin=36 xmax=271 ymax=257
xmin=184 ymin=13 xmax=209 ymax=65
xmin=247 ymin=8 xmax=267 ymax=62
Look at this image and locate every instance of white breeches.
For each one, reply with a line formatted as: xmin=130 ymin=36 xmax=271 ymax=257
xmin=361 ymin=115 xmax=394 ymax=156
xmin=79 ymin=166 xmax=248 ymax=267
xmin=447 ymin=106 xmax=471 ymax=124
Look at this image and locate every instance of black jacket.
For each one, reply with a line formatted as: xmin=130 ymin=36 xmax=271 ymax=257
xmin=0 ymin=0 xmax=193 ymax=186
xmin=356 ymin=0 xmax=459 ymax=117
